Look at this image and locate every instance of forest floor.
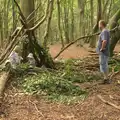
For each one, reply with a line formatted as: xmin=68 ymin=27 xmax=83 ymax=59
xmin=0 ymin=44 xmax=120 ymax=120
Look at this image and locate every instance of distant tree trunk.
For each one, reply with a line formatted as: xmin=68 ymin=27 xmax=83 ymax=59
xmin=89 ymin=0 xmax=102 ymax=48
xmin=70 ymin=0 xmax=74 ymax=41
xmin=63 ymin=0 xmax=70 ymax=43
xmin=102 ymin=0 xmax=109 ymax=21
xmin=43 ymin=0 xmax=54 ymax=48
xmin=57 ymin=0 xmax=64 ymax=48
xmin=12 ymin=0 xmax=16 ymax=30
xmin=0 ymin=12 xmax=3 ymax=47
xmin=3 ymin=0 xmax=9 ymax=39
xmin=78 ymin=0 xmax=85 ymax=37
xmin=90 ymin=0 xmax=94 ymax=29
xmin=107 ymin=0 xmax=113 ymax=22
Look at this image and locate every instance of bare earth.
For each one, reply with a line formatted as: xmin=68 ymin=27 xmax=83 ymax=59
xmin=1 ymin=44 xmax=120 ymax=120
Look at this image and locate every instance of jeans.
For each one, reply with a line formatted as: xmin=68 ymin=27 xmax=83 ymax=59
xmin=99 ymin=53 xmax=108 ymax=73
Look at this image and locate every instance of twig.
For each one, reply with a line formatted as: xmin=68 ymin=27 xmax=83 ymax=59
xmin=29 ymin=100 xmax=44 ymax=117
xmin=109 ymin=70 xmax=120 ymax=80
xmin=98 ymin=95 xmax=120 ymax=110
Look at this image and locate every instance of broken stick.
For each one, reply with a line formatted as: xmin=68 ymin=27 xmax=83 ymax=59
xmin=98 ymin=95 xmax=120 ymax=110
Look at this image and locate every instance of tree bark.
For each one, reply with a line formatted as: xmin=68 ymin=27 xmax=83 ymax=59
xmin=63 ymin=0 xmax=70 ymax=43
xmin=57 ymin=0 xmax=64 ymax=48
xmin=14 ymin=0 xmax=54 ymax=68
xmin=43 ymin=0 xmax=54 ymax=48
xmin=109 ymin=9 xmax=120 ymax=56
xmin=70 ymin=0 xmax=74 ymax=41
xmin=20 ymin=0 xmax=35 ymax=61
xmin=78 ymin=0 xmax=85 ymax=37
xmin=89 ymin=0 xmax=102 ymax=48
xmin=90 ymin=0 xmax=94 ymax=29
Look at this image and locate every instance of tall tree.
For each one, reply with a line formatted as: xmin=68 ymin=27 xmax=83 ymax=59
xmin=78 ymin=0 xmax=85 ymax=37
xmin=63 ymin=0 xmax=70 ymax=43
xmin=57 ymin=0 xmax=64 ymax=48
xmin=90 ymin=0 xmax=102 ymax=47
xmin=43 ymin=0 xmax=54 ymax=47
xmin=90 ymin=0 xmax=94 ymax=29
xmin=20 ymin=0 xmax=35 ymax=61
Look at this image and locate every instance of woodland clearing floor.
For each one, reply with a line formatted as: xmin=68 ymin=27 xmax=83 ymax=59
xmin=0 ymin=44 xmax=120 ymax=120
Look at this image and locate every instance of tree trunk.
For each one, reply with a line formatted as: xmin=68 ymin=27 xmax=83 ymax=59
xmin=89 ymin=0 xmax=102 ymax=48
xmin=57 ymin=0 xmax=64 ymax=48
xmin=70 ymin=0 xmax=74 ymax=41
xmin=43 ymin=0 xmax=54 ymax=48
xmin=0 ymin=12 xmax=3 ymax=47
xmin=19 ymin=0 xmax=54 ymax=68
xmin=90 ymin=0 xmax=94 ymax=29
xmin=78 ymin=0 xmax=85 ymax=37
xmin=63 ymin=0 xmax=70 ymax=43
xmin=109 ymin=9 xmax=120 ymax=56
xmin=20 ymin=0 xmax=35 ymax=61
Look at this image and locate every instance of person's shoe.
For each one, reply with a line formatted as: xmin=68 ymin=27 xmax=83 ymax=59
xmin=103 ymin=79 xmax=111 ymax=84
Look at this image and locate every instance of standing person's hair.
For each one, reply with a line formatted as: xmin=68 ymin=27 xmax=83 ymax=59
xmin=99 ymin=20 xmax=107 ymax=27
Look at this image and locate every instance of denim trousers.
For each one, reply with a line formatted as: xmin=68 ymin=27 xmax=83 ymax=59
xmin=99 ymin=52 xmax=108 ymax=73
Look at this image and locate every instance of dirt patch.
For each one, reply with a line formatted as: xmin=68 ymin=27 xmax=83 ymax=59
xmin=0 ymin=75 xmax=120 ymax=120
xmin=49 ymin=44 xmax=91 ymax=59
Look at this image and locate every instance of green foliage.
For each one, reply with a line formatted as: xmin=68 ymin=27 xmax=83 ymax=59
xmin=109 ymin=58 xmax=120 ymax=72
xmin=13 ymin=59 xmax=102 ymax=104
xmin=21 ymin=72 xmax=87 ymax=104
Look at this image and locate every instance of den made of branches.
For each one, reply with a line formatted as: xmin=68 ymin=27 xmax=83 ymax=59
xmin=0 ymin=0 xmax=55 ymax=69
xmin=0 ymin=0 xmax=55 ymax=98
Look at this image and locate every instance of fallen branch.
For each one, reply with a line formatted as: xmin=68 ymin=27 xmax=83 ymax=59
xmin=0 ymin=71 xmax=10 ymax=97
xmin=54 ymin=26 xmax=120 ymax=59
xmin=98 ymin=95 xmax=120 ymax=110
xmin=0 ymin=27 xmax=23 ymax=65
xmin=109 ymin=71 xmax=120 ymax=80
xmin=29 ymin=100 xmax=44 ymax=117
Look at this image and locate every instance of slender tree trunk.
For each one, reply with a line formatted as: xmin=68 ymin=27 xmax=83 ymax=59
xmin=57 ymin=0 xmax=64 ymax=48
xmin=43 ymin=0 xmax=54 ymax=47
xmin=12 ymin=0 xmax=16 ymax=30
xmin=63 ymin=0 xmax=70 ymax=43
xmin=90 ymin=0 xmax=94 ymax=29
xmin=107 ymin=0 xmax=113 ymax=22
xmin=3 ymin=0 xmax=9 ymax=39
xmin=109 ymin=9 xmax=120 ymax=56
xmin=0 ymin=12 xmax=3 ymax=47
xmin=102 ymin=0 xmax=109 ymax=21
xmin=89 ymin=0 xmax=102 ymax=48
xmin=78 ymin=0 xmax=85 ymax=37
xmin=70 ymin=0 xmax=74 ymax=41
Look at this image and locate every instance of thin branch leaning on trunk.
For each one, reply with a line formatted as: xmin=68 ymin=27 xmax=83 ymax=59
xmin=29 ymin=0 xmax=50 ymax=31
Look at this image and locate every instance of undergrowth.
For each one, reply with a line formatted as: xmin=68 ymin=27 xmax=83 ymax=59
xmin=13 ymin=59 xmax=103 ymax=104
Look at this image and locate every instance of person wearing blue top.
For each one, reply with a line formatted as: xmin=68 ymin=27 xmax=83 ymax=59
xmin=96 ymin=20 xmax=110 ymax=84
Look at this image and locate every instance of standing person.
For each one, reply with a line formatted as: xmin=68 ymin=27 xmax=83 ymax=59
xmin=96 ymin=20 xmax=110 ymax=84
